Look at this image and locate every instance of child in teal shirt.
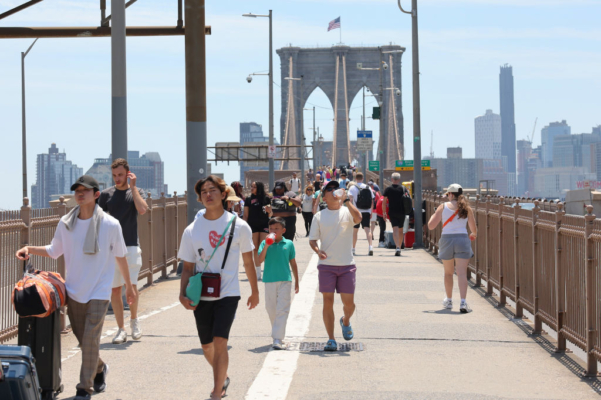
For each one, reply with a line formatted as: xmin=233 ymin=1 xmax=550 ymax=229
xmin=258 ymin=217 xmax=299 ymax=350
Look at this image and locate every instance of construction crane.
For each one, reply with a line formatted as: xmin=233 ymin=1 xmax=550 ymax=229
xmin=430 ymin=130 xmax=434 ymax=158
xmin=528 ymin=117 xmax=538 ymax=144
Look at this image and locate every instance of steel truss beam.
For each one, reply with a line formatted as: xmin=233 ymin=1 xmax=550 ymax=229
xmin=0 ymin=26 xmax=211 ymax=39
xmin=0 ymin=0 xmax=43 ymax=21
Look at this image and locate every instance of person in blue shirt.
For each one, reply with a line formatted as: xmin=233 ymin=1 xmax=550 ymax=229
xmin=339 ymin=173 xmax=349 ymax=189
xmin=257 ymin=217 xmax=299 ymax=350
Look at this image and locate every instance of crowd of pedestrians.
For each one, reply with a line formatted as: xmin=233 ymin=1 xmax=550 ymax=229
xmin=13 ymin=159 xmax=477 ymax=399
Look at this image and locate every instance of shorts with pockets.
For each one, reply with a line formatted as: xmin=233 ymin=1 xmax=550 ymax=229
xmin=193 ymin=296 xmax=241 ymax=345
xmin=438 ymin=234 xmax=474 ymax=260
xmin=112 ymin=246 xmax=142 ymax=288
xmin=389 ymin=214 xmax=406 ymax=228
xmin=318 ymin=265 xmax=356 ymax=294
xmin=353 ymin=212 xmax=371 ymax=229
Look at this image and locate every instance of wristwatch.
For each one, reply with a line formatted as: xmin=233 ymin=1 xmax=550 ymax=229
xmin=343 ymin=199 xmax=350 ymax=203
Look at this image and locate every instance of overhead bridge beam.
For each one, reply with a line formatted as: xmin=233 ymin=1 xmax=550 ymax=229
xmin=0 ymin=26 xmax=211 ymax=39
xmin=0 ymin=0 xmax=44 ymax=21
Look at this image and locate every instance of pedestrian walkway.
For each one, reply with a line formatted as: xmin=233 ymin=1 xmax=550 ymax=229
xmin=26 ymin=220 xmax=600 ymax=399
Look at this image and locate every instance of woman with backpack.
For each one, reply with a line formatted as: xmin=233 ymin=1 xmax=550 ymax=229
xmin=427 ymin=183 xmax=477 ymax=313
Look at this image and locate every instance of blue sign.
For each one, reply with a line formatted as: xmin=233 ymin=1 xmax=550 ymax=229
xmin=357 ymin=130 xmax=373 ymax=139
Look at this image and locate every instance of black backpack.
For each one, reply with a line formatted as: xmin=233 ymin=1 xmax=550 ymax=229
xmin=356 ymin=186 xmax=373 ymax=209
xmin=401 ymin=187 xmax=413 ymax=215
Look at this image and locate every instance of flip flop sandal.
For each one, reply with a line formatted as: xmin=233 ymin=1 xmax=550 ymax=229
xmin=340 ymin=317 xmax=354 ymax=341
xmin=324 ymin=339 xmax=338 ymax=351
xmin=210 ymin=377 xmax=230 ymax=398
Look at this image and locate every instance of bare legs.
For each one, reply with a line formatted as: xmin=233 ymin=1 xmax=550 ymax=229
xmin=352 ymin=227 xmax=373 ymax=250
xmin=111 ymin=285 xmax=139 ymax=329
xmin=202 ymin=337 xmax=229 ymax=400
xmin=252 ymin=232 xmax=268 ymax=267
xmin=322 ymin=292 xmax=356 ymax=340
xmin=392 ymin=226 xmax=403 ymax=249
xmin=442 ymin=258 xmax=470 ymax=300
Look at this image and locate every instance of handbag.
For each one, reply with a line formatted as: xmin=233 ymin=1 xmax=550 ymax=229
xmin=12 ymin=262 xmax=68 ymax=318
xmin=185 ymin=215 xmax=237 ymax=305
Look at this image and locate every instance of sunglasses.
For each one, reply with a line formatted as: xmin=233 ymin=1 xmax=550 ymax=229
xmin=325 ymin=188 xmax=335 ymax=192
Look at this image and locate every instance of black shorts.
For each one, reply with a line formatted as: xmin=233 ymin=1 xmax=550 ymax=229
xmin=390 ymin=214 xmax=406 ymax=228
xmin=193 ymin=296 xmax=240 ymax=345
xmin=249 ymin=222 xmax=269 ymax=234
xmin=353 ymin=212 xmax=372 ymax=229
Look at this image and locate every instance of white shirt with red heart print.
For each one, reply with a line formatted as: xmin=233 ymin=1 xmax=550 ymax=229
xmin=178 ymin=211 xmax=254 ymax=301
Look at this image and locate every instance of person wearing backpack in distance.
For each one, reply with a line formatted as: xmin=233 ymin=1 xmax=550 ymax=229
xmin=427 ymin=184 xmax=477 ymax=313
xmin=16 ymin=175 xmax=136 ymax=400
xmin=178 ymin=175 xmax=259 ymax=400
xmin=257 ymin=217 xmax=300 ymax=350
xmin=98 ymin=158 xmax=148 ymax=345
xmin=348 ymin=172 xmax=375 ymax=256
xmin=383 ymin=173 xmax=409 ymax=256
xmin=309 ymin=180 xmax=362 ymax=351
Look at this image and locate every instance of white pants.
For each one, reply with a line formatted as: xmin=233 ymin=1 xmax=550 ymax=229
xmin=264 ymin=281 xmax=292 ymax=340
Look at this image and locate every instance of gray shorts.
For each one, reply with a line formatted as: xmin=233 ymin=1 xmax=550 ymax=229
xmin=438 ymin=234 xmax=473 ymax=260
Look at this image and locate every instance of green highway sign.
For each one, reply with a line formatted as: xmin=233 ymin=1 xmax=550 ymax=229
xmin=368 ymin=161 xmax=380 ymax=172
xmin=395 ymin=160 xmax=431 ymax=171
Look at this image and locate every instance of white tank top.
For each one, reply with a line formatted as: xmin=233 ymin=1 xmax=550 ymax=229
xmin=441 ymin=202 xmax=468 ymax=235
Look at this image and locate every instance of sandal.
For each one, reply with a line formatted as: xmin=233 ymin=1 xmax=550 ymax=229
xmin=324 ymin=339 xmax=338 ymax=351
xmin=340 ymin=317 xmax=354 ymax=341
xmin=210 ymin=377 xmax=230 ymax=398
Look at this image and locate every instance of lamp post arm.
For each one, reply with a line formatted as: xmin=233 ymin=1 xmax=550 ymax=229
xmin=398 ymin=0 xmax=412 ymax=14
xmin=23 ymin=37 xmax=38 ymax=58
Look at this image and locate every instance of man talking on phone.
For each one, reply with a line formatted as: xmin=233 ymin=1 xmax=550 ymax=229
xmin=98 ymin=158 xmax=148 ymax=344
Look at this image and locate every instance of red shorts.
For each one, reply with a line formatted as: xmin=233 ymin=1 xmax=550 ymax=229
xmin=317 ymin=264 xmax=356 ymax=294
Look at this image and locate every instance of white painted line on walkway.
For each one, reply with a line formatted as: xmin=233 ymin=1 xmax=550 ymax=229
xmin=61 ymin=301 xmax=180 ymax=362
xmin=245 ymin=254 xmax=319 ymax=400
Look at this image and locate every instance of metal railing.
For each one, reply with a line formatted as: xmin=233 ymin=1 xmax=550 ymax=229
xmin=0 ymin=192 xmax=187 ymax=343
xmin=423 ymin=191 xmax=600 ymax=376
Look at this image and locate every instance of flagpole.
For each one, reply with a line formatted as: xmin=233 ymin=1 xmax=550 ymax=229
xmin=339 ymin=18 xmax=342 ymax=44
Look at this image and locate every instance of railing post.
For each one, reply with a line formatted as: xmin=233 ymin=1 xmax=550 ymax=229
xmin=555 ymin=202 xmax=566 ymax=353
xmin=474 ymin=194 xmax=482 ymax=287
xmin=57 ymin=196 xmax=68 ymax=332
xmin=146 ymin=193 xmax=154 ymax=287
xmin=584 ymin=205 xmax=597 ymax=376
xmin=498 ymin=197 xmax=506 ymax=306
xmin=172 ymin=191 xmax=179 ymax=274
xmin=514 ymin=199 xmax=523 ymax=318
xmin=161 ymin=193 xmax=168 ymax=279
xmin=486 ymin=195 xmax=493 ymax=296
xmin=532 ymin=200 xmax=542 ymax=334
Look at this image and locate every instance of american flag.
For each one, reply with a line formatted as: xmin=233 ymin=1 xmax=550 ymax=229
xmin=328 ymin=17 xmax=341 ymax=32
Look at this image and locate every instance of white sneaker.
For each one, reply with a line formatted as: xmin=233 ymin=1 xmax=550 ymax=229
xmin=272 ymin=339 xmax=285 ymax=350
xmin=112 ymin=328 xmax=127 ymax=344
xmin=378 ymin=242 xmax=386 ymax=248
xmin=131 ymin=318 xmax=142 ymax=340
xmin=256 ymin=266 xmax=262 ymax=281
xmin=442 ymin=298 xmax=453 ymax=309
xmin=460 ymin=301 xmax=472 ymax=313
xmin=368 ymin=246 xmax=373 ymax=256
xmin=352 ymin=249 xmax=356 ymax=256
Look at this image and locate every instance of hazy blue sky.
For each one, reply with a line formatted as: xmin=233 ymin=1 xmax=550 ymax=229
xmin=1 ymin=0 xmax=600 ymax=210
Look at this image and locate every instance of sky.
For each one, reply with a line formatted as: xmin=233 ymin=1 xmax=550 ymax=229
xmin=1 ymin=0 xmax=600 ymax=210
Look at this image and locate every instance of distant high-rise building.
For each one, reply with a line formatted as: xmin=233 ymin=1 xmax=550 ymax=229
xmin=31 ymin=143 xmax=83 ymax=209
xmin=86 ymin=150 xmax=165 ymax=198
xmin=447 ymin=147 xmax=462 ymax=159
xmin=475 ymin=109 xmax=502 ymax=160
xmin=430 ymin=148 xmax=483 ymax=190
xmin=552 ymin=132 xmax=600 ymax=169
xmin=541 ymin=120 xmax=571 ymax=168
xmin=516 ymin=140 xmax=532 ymax=196
xmin=499 ymin=64 xmax=516 ymax=177
xmin=239 ymin=122 xmax=281 ymax=182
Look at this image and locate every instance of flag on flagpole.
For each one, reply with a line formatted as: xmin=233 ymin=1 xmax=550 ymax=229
xmin=328 ymin=17 xmax=341 ymax=32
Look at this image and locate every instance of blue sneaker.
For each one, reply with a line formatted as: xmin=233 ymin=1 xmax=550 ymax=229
xmin=340 ymin=317 xmax=354 ymax=341
xmin=324 ymin=339 xmax=338 ymax=351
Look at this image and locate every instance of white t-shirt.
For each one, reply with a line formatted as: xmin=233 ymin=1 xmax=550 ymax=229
xmin=46 ymin=214 xmax=127 ymax=303
xmin=178 ymin=211 xmax=254 ymax=301
xmin=309 ymin=206 xmax=356 ymax=266
xmin=348 ymin=182 xmax=375 ymax=214
xmin=290 ymin=178 xmax=300 ymax=193
xmin=301 ymin=194 xmax=314 ymax=212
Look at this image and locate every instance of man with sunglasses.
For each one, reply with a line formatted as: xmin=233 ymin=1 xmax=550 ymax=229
xmin=308 ymin=180 xmax=362 ymax=351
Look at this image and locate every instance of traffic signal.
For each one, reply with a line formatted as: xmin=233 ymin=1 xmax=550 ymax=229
xmin=372 ymin=107 xmax=381 ymax=120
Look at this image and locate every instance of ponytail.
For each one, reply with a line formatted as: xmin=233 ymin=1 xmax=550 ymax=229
xmin=457 ymin=192 xmax=469 ymax=219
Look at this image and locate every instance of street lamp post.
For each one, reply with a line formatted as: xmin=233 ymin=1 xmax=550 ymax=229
xmin=243 ymin=10 xmax=274 ymax=190
xmin=21 ymin=38 xmax=39 ymax=201
xmin=399 ymin=0 xmax=423 ymax=248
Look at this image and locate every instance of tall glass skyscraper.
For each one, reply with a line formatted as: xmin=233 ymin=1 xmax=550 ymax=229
xmin=500 ymin=65 xmax=516 ymax=175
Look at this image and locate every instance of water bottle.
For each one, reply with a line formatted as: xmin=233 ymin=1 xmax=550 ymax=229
xmin=265 ymin=233 xmax=276 ymax=245
xmin=334 ymin=189 xmax=345 ymax=199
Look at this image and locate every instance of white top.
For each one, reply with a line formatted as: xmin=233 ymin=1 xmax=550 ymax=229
xmin=290 ymin=178 xmax=300 ymax=192
xmin=441 ymin=202 xmax=468 ymax=235
xmin=46 ymin=215 xmax=127 ymax=303
xmin=348 ymin=182 xmax=374 ymax=214
xmin=178 ymin=211 xmax=254 ymax=301
xmin=301 ymin=194 xmax=314 ymax=212
xmin=309 ymin=207 xmax=356 ymax=266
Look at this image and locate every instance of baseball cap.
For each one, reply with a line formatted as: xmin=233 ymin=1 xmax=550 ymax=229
xmin=274 ymin=181 xmax=287 ymax=191
xmin=447 ymin=183 xmax=463 ymax=194
xmin=71 ymin=175 xmax=100 ymax=191
xmin=368 ymin=180 xmax=374 ymax=185
xmin=324 ymin=180 xmax=340 ymax=191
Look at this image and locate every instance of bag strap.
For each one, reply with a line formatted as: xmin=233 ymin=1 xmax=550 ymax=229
xmin=443 ymin=207 xmax=460 ymax=228
xmin=197 ymin=214 xmax=235 ymax=276
xmin=220 ymin=216 xmax=237 ymax=270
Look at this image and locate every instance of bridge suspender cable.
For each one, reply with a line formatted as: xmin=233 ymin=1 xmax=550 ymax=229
xmin=332 ymin=55 xmax=340 ymax=167
xmin=342 ymin=55 xmax=352 ymax=165
xmin=389 ymin=54 xmax=402 ymax=160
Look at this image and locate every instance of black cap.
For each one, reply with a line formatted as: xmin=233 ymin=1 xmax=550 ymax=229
xmin=71 ymin=175 xmax=100 ymax=191
xmin=324 ymin=180 xmax=340 ymax=190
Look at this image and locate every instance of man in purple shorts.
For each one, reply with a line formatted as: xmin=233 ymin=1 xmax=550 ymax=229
xmin=308 ymin=180 xmax=362 ymax=351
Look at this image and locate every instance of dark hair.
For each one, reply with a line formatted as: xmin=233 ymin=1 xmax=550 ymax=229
xmin=254 ymin=181 xmax=268 ymax=202
xmin=450 ymin=188 xmax=469 ymax=219
xmin=111 ymin=158 xmax=130 ymax=172
xmin=194 ymin=175 xmax=227 ymax=200
xmin=231 ymin=181 xmax=244 ymax=198
xmin=269 ymin=217 xmax=286 ymax=228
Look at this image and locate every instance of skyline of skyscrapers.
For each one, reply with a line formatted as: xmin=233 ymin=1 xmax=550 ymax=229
xmin=500 ymin=64 xmax=517 ymax=178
